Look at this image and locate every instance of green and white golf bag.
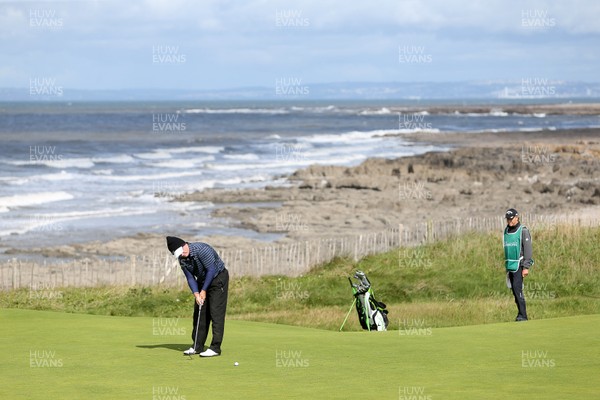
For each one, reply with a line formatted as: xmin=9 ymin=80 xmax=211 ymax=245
xmin=340 ymin=270 xmax=389 ymax=331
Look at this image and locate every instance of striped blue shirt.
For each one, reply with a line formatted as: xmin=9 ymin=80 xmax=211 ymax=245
xmin=179 ymin=242 xmax=225 ymax=293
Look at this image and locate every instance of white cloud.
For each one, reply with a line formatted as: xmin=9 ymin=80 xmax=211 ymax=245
xmin=0 ymin=0 xmax=598 ymax=89
xmin=274 ymin=0 xmax=600 ymax=34
xmin=4 ymin=0 xmax=600 ymax=37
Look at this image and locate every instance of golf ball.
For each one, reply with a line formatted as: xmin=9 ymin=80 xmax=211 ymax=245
xmin=234 ymin=362 xmax=239 ymax=366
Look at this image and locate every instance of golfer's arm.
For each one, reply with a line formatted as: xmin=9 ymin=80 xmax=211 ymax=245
xmin=200 ymin=266 xmax=216 ymax=292
xmin=197 ymin=250 xmax=218 ymax=292
xmin=181 ymin=267 xmax=200 ymax=293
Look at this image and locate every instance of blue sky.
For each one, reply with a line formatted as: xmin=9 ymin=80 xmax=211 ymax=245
xmin=1 ymin=0 xmax=599 ymax=90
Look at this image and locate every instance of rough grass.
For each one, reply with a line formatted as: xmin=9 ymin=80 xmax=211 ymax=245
xmin=1 ymin=224 xmax=599 ymax=330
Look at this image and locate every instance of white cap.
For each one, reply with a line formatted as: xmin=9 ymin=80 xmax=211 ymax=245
xmin=173 ymin=246 xmax=184 ymax=258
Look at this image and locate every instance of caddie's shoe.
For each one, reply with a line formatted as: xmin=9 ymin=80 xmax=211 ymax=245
xmin=515 ymin=317 xmax=528 ymax=322
xmin=199 ymin=349 xmax=220 ymax=357
xmin=183 ymin=347 xmax=197 ymax=356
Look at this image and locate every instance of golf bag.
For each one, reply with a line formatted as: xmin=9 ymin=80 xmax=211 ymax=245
xmin=340 ymin=271 xmax=389 ymax=331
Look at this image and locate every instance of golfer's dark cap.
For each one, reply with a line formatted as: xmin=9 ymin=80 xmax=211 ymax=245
xmin=166 ymin=236 xmax=186 ymax=254
xmin=505 ymin=208 xmax=519 ymax=219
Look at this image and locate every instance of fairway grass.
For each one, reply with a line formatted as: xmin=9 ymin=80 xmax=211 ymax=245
xmin=1 ymin=309 xmax=598 ymax=400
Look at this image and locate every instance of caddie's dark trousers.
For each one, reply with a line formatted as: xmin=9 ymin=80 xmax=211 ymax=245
xmin=191 ymin=269 xmax=229 ymax=353
xmin=508 ymin=266 xmax=527 ymax=320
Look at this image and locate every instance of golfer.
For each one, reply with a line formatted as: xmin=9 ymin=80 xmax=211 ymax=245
xmin=502 ymin=209 xmax=533 ymax=322
xmin=166 ymin=236 xmax=229 ymax=357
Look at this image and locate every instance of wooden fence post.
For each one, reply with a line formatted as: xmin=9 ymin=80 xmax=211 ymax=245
xmin=2 ymin=213 xmax=600 ymax=287
xmin=12 ymin=260 xmax=17 ymax=290
xmin=130 ymin=255 xmax=136 ymax=286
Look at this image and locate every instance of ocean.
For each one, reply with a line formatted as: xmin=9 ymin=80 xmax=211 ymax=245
xmin=1 ymin=100 xmax=599 ymax=253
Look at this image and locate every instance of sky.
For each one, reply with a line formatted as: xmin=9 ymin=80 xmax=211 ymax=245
xmin=1 ymin=0 xmax=599 ymax=91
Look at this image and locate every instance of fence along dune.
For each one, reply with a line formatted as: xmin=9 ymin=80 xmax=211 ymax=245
xmin=1 ymin=213 xmax=598 ymax=290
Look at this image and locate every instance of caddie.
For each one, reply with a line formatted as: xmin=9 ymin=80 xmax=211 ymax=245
xmin=503 ymin=208 xmax=533 ymax=321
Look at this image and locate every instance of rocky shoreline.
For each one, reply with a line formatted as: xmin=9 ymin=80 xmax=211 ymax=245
xmin=7 ymin=127 xmax=600 ymax=260
xmin=178 ymin=128 xmax=600 ymax=243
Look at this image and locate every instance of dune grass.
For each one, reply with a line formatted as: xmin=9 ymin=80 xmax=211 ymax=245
xmin=1 ymin=224 xmax=599 ymax=330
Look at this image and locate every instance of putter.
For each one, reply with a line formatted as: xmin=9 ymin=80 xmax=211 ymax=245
xmin=189 ymin=302 xmax=202 ymax=359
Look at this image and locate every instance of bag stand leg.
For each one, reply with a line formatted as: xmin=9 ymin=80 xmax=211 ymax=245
xmin=364 ymin=292 xmax=372 ymax=332
xmin=365 ymin=302 xmax=371 ymax=332
xmin=339 ymin=298 xmax=356 ymax=331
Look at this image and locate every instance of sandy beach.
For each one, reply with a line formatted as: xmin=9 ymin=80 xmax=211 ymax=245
xmin=11 ymin=124 xmax=599 ymax=261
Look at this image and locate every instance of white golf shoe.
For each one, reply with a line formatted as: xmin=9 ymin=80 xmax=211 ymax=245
xmin=199 ymin=349 xmax=220 ymax=357
xmin=183 ymin=347 xmax=196 ymax=356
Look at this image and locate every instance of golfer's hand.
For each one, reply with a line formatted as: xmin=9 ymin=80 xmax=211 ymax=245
xmin=199 ymin=290 xmax=206 ymax=305
xmin=522 ymin=269 xmax=529 ymax=278
xmin=194 ymin=292 xmax=202 ymax=306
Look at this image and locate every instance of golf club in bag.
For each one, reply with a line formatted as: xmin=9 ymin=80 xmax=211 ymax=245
xmin=339 ymin=270 xmax=389 ymax=331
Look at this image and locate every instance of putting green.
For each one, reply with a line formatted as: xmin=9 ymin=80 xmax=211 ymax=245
xmin=0 ymin=309 xmax=598 ymax=399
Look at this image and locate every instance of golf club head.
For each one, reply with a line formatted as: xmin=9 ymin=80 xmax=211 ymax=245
xmin=353 ymin=270 xmax=366 ymax=280
xmin=353 ymin=270 xmax=371 ymax=291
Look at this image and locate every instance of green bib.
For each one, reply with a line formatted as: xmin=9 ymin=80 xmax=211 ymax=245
xmin=503 ymin=225 xmax=523 ymax=272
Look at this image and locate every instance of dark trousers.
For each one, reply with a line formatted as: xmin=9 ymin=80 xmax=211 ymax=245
xmin=508 ymin=267 xmax=527 ymax=320
xmin=191 ymin=269 xmax=229 ymax=353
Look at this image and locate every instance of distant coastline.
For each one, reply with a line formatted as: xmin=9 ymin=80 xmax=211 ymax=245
xmin=2 ymin=80 xmax=600 ymax=101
